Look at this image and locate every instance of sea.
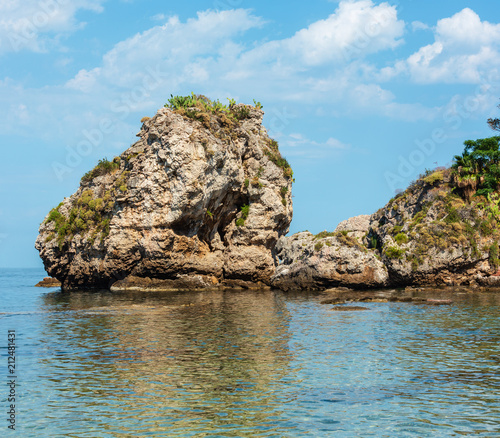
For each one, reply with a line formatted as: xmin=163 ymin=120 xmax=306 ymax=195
xmin=0 ymin=267 xmax=499 ymax=437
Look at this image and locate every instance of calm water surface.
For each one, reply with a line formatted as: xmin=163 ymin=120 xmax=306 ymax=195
xmin=0 ymin=268 xmax=499 ymax=437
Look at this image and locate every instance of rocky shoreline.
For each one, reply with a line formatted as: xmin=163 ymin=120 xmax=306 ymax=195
xmin=35 ymin=98 xmax=500 ymax=292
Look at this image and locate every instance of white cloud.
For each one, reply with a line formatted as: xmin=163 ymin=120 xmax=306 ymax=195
xmin=436 ymin=8 xmax=500 ymax=49
xmin=66 ymin=68 xmax=101 ymax=92
xmin=151 ymin=13 xmax=167 ymax=22
xmin=69 ymin=9 xmax=264 ymax=90
xmin=229 ymin=0 xmax=404 ymax=74
xmin=279 ymin=132 xmax=350 ymax=159
xmin=0 ymin=3 xmax=441 ymax=163
xmin=285 ymin=0 xmax=404 ymax=65
xmin=0 ymin=0 xmax=105 ymax=54
xmin=411 ymin=21 xmax=429 ymax=31
xmin=384 ymin=8 xmax=500 ymax=84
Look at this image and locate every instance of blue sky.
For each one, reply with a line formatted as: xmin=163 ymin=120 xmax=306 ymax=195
xmin=2 ymin=0 xmax=500 ymax=268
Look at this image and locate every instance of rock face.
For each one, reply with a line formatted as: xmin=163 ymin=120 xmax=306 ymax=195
xmin=334 ymin=214 xmax=370 ymax=239
xmin=36 ymin=102 xmax=293 ymax=290
xmin=272 ymin=222 xmax=389 ymax=290
xmin=273 ymin=168 xmax=500 ymax=290
xmin=368 ymin=168 xmax=497 ymax=286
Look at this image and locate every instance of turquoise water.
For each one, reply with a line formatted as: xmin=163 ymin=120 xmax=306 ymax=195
xmin=1 ymin=268 xmax=500 ymax=437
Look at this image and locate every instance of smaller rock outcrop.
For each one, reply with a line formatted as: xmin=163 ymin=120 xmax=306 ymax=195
xmin=35 ymin=277 xmax=61 ymax=288
xmin=369 ymin=168 xmax=497 ymax=286
xmin=271 ymin=221 xmax=389 ymax=290
xmin=273 ymin=165 xmax=500 ymax=290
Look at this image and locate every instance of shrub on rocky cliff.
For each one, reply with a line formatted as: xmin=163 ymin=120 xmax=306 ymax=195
xmin=81 ymin=157 xmax=120 ymax=184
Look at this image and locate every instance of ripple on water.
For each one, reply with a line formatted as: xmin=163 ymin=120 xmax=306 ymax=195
xmin=1 ymin=274 xmax=500 ymax=437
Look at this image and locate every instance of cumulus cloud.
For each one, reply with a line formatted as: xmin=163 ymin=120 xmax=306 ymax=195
xmin=284 ymin=0 xmax=404 ymax=65
xmin=229 ymin=0 xmax=404 ymax=75
xmin=0 ymin=0 xmax=105 ymax=54
xmin=0 ymin=2 xmax=441 ymax=161
xmin=67 ymin=9 xmax=264 ymax=90
xmin=382 ymin=8 xmax=500 ymax=84
xmin=411 ymin=21 xmax=429 ymax=31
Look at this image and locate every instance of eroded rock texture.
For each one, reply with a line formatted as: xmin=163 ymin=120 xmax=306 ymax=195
xmin=272 ymin=223 xmax=389 ymax=291
xmin=36 ymin=104 xmax=293 ymax=290
xmin=273 ymin=169 xmax=500 ymax=290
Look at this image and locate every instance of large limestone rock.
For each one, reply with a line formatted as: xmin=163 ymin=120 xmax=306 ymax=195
xmin=36 ymin=102 xmax=293 ymax=290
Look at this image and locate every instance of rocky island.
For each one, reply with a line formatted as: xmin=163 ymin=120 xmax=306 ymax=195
xmin=274 ymin=136 xmax=500 ymax=290
xmin=36 ymin=96 xmax=500 ymax=291
xmin=36 ymin=95 xmax=293 ymax=290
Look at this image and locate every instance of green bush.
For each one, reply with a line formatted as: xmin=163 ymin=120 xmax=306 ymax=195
xmin=423 ymin=170 xmax=444 ymax=185
xmin=394 ymin=233 xmax=408 ymax=244
xmin=489 ymin=243 xmax=500 ymax=269
xmin=240 ymin=204 xmax=250 ymax=220
xmin=315 ymin=242 xmax=324 ymax=251
xmin=452 ymin=136 xmax=500 ymax=199
xmin=235 ymin=204 xmax=250 ymax=227
xmin=81 ymin=158 xmax=120 ymax=184
xmin=314 ymin=231 xmax=335 ymax=239
xmin=384 ymin=246 xmax=405 ymax=259
xmin=369 ymin=234 xmax=379 ymax=249
xmin=444 ymin=207 xmax=460 ymax=223
xmin=165 ymin=93 xmax=261 ymax=124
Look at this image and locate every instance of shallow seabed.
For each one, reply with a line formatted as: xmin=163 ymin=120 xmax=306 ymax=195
xmin=1 ymin=268 xmax=499 ymax=437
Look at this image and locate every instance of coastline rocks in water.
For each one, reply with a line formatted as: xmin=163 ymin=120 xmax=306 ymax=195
xmin=368 ymin=168 xmax=497 ymax=286
xmin=110 ymin=275 xmax=271 ymax=291
xmin=35 ymin=277 xmax=61 ymax=287
xmin=36 ymin=101 xmax=293 ymax=290
xmin=273 ymin=168 xmax=500 ymax=290
xmin=271 ymin=224 xmax=389 ymax=291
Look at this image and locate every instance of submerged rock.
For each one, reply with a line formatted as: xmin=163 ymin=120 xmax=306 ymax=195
xmin=35 ymin=277 xmax=61 ymax=288
xmin=36 ymin=100 xmax=293 ymax=290
xmin=330 ymin=306 xmax=369 ymax=311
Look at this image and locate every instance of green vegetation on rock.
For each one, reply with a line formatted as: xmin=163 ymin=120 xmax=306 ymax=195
xmin=452 ymin=136 xmax=500 ymax=200
xmin=45 ymin=169 xmax=128 ymax=249
xmin=166 ymin=93 xmax=253 ymax=128
xmin=81 ymin=157 xmax=120 ymax=184
xmin=166 ymin=93 xmax=293 ymax=182
xmin=263 ymin=138 xmax=293 ymax=180
xmin=236 ymin=204 xmax=250 ymax=227
xmin=384 ymin=246 xmax=405 ymax=259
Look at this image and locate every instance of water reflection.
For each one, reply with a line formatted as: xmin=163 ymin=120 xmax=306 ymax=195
xmin=37 ymin=290 xmax=296 ymax=436
xmin=8 ymin=284 xmax=500 ymax=437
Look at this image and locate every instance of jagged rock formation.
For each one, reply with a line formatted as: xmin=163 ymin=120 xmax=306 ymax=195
xmin=36 ymin=100 xmax=293 ymax=290
xmin=272 ymin=225 xmax=389 ymax=291
xmin=369 ymin=168 xmax=498 ymax=286
xmin=273 ymin=168 xmax=500 ymax=289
